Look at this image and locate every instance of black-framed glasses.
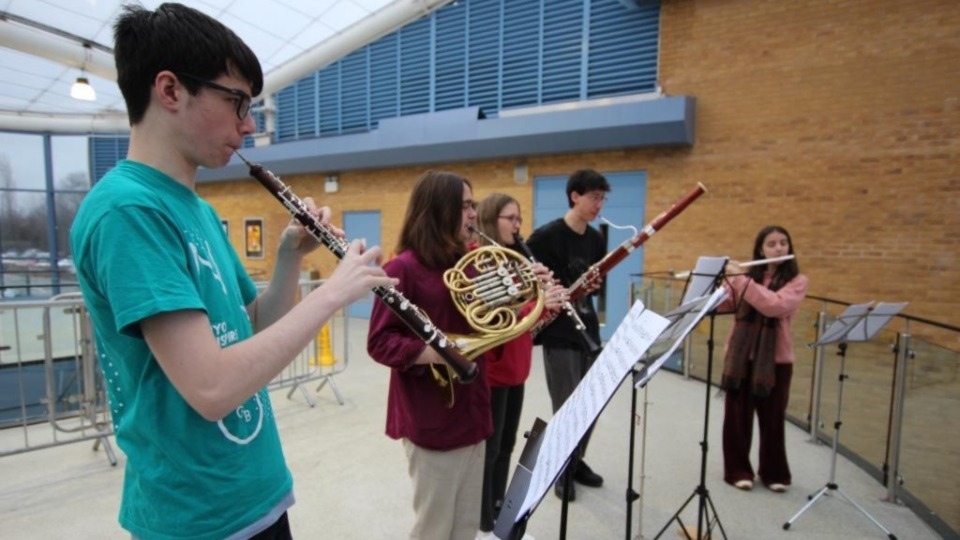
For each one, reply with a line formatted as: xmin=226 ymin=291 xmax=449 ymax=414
xmin=498 ymin=214 xmax=522 ymax=225
xmin=176 ymin=73 xmax=252 ymax=120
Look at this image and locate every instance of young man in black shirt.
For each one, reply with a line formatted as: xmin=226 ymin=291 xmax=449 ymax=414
xmin=527 ymin=169 xmax=611 ymax=501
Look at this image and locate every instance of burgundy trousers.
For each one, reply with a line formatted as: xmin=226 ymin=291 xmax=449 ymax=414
xmin=722 ymin=362 xmax=793 ymax=487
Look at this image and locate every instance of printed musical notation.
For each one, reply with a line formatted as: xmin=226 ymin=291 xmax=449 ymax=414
xmin=519 ymin=301 xmax=669 ymax=517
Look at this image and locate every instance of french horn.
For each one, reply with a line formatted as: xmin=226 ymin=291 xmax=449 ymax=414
xmin=433 ymin=245 xmax=545 ymax=406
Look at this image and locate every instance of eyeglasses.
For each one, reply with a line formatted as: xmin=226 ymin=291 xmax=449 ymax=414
xmin=462 ymin=201 xmax=478 ymax=211
xmin=176 ymin=73 xmax=252 ymax=120
xmin=498 ymin=215 xmax=523 ymax=225
xmin=586 ymin=193 xmax=607 ymax=203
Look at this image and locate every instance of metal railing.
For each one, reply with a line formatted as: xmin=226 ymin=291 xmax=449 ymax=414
xmin=631 ymin=276 xmax=960 ymax=539
xmin=0 ymin=279 xmax=351 ymax=461
xmin=0 ymin=293 xmax=115 ymax=463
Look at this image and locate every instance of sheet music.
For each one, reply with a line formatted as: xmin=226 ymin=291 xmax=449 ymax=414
xmin=635 ymin=287 xmax=728 ymax=388
xmin=681 ymin=256 xmax=728 ymax=305
xmin=518 ymin=301 xmax=669 ymax=518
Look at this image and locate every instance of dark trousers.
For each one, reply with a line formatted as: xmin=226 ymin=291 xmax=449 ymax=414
xmin=249 ymin=511 xmax=292 ymax=540
xmin=543 ymin=346 xmax=598 ymax=479
xmin=480 ymin=384 xmax=525 ymax=532
xmin=722 ymin=362 xmax=793 ymax=487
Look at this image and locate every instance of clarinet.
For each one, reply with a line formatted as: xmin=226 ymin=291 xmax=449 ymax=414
xmin=531 ymin=182 xmax=708 ymax=338
xmin=236 ymin=152 xmax=478 ymax=384
xmin=511 ymin=232 xmax=601 ymax=353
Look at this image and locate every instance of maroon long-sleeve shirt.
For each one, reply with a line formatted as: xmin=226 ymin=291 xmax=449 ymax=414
xmin=366 ymin=250 xmax=492 ymax=450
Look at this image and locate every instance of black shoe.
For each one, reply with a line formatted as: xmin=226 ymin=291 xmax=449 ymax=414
xmin=554 ymin=479 xmax=576 ymax=502
xmin=573 ymin=461 xmax=604 ymax=487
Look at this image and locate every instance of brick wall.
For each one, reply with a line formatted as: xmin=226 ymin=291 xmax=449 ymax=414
xmin=199 ymin=0 xmax=959 ymax=346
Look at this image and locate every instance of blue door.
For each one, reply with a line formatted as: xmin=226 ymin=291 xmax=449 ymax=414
xmin=532 ymin=172 xmax=647 ymax=342
xmin=343 ymin=211 xmax=382 ymax=319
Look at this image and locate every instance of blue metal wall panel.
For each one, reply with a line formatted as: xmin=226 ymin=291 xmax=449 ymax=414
xmin=434 ymin=3 xmax=468 ymax=111
xmin=588 ymin=0 xmax=660 ymax=97
xmin=400 ymin=18 xmax=431 ymax=116
xmin=275 ymin=86 xmax=297 ymax=142
xmin=319 ymin=68 xmax=340 ymax=135
xmin=296 ymin=75 xmax=318 ymax=138
xmin=500 ymin=0 xmax=541 ymax=110
xmin=200 ymin=96 xmax=695 ymax=183
xmin=88 ymin=136 xmax=129 ymax=183
xmin=273 ymin=0 xmax=661 ymax=142
xmin=341 ymin=50 xmax=368 ymax=133
xmin=369 ymin=35 xmax=399 ymax=128
xmin=466 ymin=0 xmax=500 ymax=114
xmin=541 ymin=0 xmax=584 ymax=104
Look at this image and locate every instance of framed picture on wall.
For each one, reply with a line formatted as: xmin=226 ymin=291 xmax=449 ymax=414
xmin=221 ymin=219 xmax=229 ymax=240
xmin=244 ymin=218 xmax=264 ymax=259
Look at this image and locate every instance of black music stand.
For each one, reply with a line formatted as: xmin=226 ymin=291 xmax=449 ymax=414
xmin=627 ymin=289 xmax=728 ymax=539
xmin=783 ymin=301 xmax=907 ymax=539
xmin=494 ymin=301 xmax=671 ymax=540
xmin=652 ymin=256 xmax=730 ymax=540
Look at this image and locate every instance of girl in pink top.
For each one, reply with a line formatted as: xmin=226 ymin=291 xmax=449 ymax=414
xmin=718 ymin=225 xmax=809 ymax=493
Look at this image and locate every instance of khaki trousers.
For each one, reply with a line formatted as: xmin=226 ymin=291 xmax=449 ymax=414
xmin=403 ymin=438 xmax=485 ymax=540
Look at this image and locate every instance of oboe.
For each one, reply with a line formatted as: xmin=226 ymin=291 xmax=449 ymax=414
xmin=511 ymin=232 xmax=600 ymax=352
xmin=531 ymin=182 xmax=707 ymax=338
xmin=236 ymin=152 xmax=478 ymax=383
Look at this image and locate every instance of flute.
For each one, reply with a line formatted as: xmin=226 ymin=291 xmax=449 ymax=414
xmin=236 ymin=152 xmax=478 ymax=384
xmin=531 ymin=182 xmax=707 ymax=338
xmin=672 ymin=254 xmax=794 ymax=279
xmin=737 ymin=254 xmax=794 ymax=267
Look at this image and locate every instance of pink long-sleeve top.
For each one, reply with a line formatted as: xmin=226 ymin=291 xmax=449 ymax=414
xmin=718 ymin=273 xmax=809 ymax=364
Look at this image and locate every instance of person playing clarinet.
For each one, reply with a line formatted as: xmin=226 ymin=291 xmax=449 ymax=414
xmin=473 ymin=193 xmax=566 ymax=538
xmin=718 ymin=225 xmax=809 ymax=494
xmin=70 ymin=4 xmax=396 ymax=538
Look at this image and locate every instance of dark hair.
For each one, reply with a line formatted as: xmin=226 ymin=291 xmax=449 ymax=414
xmin=397 ymin=171 xmax=473 ymax=269
xmin=566 ymin=169 xmax=611 ymax=208
xmin=114 ymin=3 xmax=263 ymax=125
xmin=476 ymin=193 xmax=518 ymax=246
xmin=747 ymin=225 xmax=799 ymax=291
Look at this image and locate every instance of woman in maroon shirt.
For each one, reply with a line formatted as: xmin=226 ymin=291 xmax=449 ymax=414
xmin=367 ymin=171 xmax=491 ymax=540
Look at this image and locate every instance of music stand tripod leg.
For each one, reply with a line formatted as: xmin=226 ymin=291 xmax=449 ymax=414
xmin=782 ymin=343 xmax=897 ymax=540
xmin=652 ymin=311 xmax=727 ymax=540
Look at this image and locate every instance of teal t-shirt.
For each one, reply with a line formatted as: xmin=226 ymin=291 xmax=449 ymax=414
xmin=70 ymin=161 xmax=293 ymax=540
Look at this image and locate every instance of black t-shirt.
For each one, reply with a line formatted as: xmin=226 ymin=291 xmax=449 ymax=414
xmin=527 ymin=218 xmax=606 ymax=349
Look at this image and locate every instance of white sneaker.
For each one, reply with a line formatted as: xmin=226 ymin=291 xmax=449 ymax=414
xmin=475 ymin=531 xmax=495 ymax=540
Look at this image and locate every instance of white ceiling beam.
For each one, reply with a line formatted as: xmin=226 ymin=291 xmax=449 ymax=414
xmin=0 ymin=111 xmax=129 ymax=133
xmin=0 ymin=19 xmax=117 ymax=80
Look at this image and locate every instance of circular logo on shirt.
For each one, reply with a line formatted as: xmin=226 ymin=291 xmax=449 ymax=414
xmin=217 ymin=392 xmax=264 ymax=445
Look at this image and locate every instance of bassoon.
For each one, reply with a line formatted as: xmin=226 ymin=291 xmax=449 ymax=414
xmin=531 ymin=182 xmax=707 ymax=338
xmin=236 ymin=152 xmax=478 ymax=383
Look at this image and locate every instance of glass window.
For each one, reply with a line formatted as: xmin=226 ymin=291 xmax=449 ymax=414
xmin=1 ymin=133 xmax=89 ymax=297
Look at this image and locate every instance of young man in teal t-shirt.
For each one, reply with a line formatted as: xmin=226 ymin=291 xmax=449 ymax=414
xmin=70 ymin=4 xmax=397 ymax=539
